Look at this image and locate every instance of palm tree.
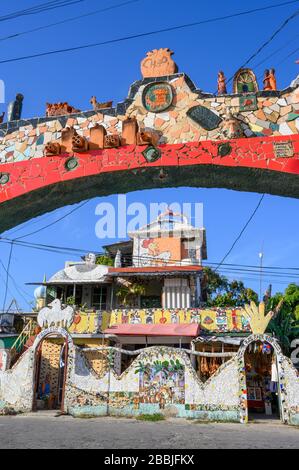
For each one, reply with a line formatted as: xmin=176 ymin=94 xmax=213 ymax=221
xmin=134 ymin=361 xmax=150 ymax=389
xmin=169 ymin=359 xmax=184 ymax=384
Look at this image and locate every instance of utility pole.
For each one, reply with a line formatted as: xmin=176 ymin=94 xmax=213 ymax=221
xmin=259 ymin=250 xmax=264 ymax=301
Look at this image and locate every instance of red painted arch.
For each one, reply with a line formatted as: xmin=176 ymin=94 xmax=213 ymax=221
xmin=0 ymin=134 xmax=298 ymax=233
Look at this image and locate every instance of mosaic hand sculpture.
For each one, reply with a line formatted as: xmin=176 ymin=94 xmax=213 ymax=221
xmin=241 ymin=301 xmax=273 ymax=334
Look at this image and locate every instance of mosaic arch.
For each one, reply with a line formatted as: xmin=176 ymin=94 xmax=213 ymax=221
xmin=32 ymin=327 xmax=73 ymax=412
xmin=32 ymin=326 xmax=74 ymax=351
xmin=237 ymin=333 xmax=287 ymax=424
xmin=0 ymin=48 xmax=299 ymax=232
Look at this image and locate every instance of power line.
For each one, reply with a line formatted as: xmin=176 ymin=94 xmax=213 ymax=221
xmin=203 ymin=261 xmax=299 ymax=272
xmin=6 ymin=210 xmax=64 ymax=237
xmin=2 ymin=241 xmax=14 ymax=311
xmin=14 ymin=199 xmax=91 ymax=240
xmin=0 ymin=1 xmax=87 ymax=23
xmin=214 ymin=194 xmax=266 ymax=272
xmin=215 ymin=6 xmax=299 ymax=92
xmin=223 ymin=275 xmax=294 ymax=286
xmin=1 ymin=235 xmax=299 ymax=272
xmin=0 ymin=0 xmax=142 ymax=43
xmin=232 ymin=7 xmax=299 ymax=72
xmin=0 ymin=258 xmax=33 ymax=308
xmin=274 ymin=45 xmax=299 ymax=65
xmin=215 ymin=266 xmax=299 ymax=280
xmin=251 ymin=32 xmax=299 ymax=70
xmin=0 ymin=1 xmax=298 ymax=64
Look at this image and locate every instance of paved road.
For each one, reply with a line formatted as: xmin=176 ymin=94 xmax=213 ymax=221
xmin=0 ymin=413 xmax=298 ymax=449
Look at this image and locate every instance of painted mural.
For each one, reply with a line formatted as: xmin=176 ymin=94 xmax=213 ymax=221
xmin=58 ymin=308 xmax=253 ymax=334
xmin=108 ymin=308 xmax=250 ymax=332
xmin=136 ymin=357 xmax=185 ymax=407
xmin=134 ymin=237 xmax=180 ymax=266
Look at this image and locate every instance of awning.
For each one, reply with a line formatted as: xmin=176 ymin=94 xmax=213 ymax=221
xmin=103 ymin=323 xmax=200 ymax=337
xmin=108 ymin=266 xmax=203 ymax=277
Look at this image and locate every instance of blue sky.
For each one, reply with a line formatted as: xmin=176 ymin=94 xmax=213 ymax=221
xmin=0 ymin=0 xmax=299 ymax=310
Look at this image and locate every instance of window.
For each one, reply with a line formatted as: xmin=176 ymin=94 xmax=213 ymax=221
xmin=91 ymin=286 xmax=107 ymax=310
xmin=140 ymin=295 xmax=161 ymax=308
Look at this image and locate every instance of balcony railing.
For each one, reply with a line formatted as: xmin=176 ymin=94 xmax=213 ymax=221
xmin=67 ymin=308 xmax=251 ymax=335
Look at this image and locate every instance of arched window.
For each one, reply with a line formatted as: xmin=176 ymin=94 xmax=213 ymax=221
xmin=233 ymin=68 xmax=258 ymax=94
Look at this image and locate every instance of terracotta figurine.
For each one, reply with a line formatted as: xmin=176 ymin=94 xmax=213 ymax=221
xmin=141 ymin=48 xmax=178 ymax=78
xmin=263 ymin=69 xmax=271 ymax=91
xmin=269 ymin=68 xmax=277 ymax=90
xmin=7 ymin=93 xmax=24 ymax=121
xmin=90 ymin=96 xmax=113 ymax=111
xmin=263 ymin=68 xmax=277 ymax=91
xmin=217 ymin=71 xmax=227 ymax=95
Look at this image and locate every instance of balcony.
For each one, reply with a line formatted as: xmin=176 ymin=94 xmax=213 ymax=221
xmin=66 ymin=307 xmax=251 ymax=335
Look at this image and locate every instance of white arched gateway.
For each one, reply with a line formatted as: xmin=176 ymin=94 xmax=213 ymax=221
xmin=32 ymin=327 xmax=74 ymax=413
xmin=237 ymin=333 xmax=286 ymax=424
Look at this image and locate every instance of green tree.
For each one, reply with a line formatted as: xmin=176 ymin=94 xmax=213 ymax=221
xmin=202 ymin=267 xmax=258 ymax=307
xmin=96 ymin=254 xmax=114 ymax=266
xmin=116 ymin=283 xmax=146 ymax=307
xmin=266 ymin=283 xmax=299 ymax=355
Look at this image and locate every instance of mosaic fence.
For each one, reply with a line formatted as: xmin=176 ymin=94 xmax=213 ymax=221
xmin=67 ymin=308 xmax=251 ymax=335
xmin=1 ymin=330 xmax=299 ymax=424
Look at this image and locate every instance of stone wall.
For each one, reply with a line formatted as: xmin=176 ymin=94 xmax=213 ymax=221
xmin=0 ymin=349 xmax=34 ymax=413
xmin=282 ymin=357 xmax=299 ymax=425
xmin=1 ymin=339 xmax=299 ymax=424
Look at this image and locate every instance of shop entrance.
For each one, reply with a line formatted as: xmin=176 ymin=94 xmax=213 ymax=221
xmin=33 ymin=336 xmax=68 ymax=412
xmin=244 ymin=341 xmax=281 ymax=421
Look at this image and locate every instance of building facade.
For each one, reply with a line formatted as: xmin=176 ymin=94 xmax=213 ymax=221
xmin=1 ymin=211 xmax=299 ymax=424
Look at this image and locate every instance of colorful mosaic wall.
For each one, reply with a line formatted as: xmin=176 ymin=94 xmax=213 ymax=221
xmin=63 ymin=308 xmax=251 ymax=334
xmin=1 ymin=329 xmax=299 ymax=425
xmin=0 ymin=55 xmax=299 ymax=232
xmin=64 ymin=346 xmax=240 ymax=421
xmin=68 ymin=311 xmax=110 ymax=335
xmin=108 ymin=308 xmax=251 ymax=333
xmin=0 ymin=74 xmax=298 ymax=164
xmin=0 ymin=348 xmax=35 ymax=413
xmin=282 ymin=357 xmax=299 ymax=425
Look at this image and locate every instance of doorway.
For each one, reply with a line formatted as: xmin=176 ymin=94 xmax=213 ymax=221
xmin=33 ymin=336 xmax=68 ymax=412
xmin=244 ymin=341 xmax=280 ymax=421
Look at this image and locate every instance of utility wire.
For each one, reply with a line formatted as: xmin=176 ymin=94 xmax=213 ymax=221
xmin=214 ymin=194 xmax=266 ymax=272
xmin=0 ymin=1 xmax=298 ymax=64
xmin=274 ymin=45 xmax=299 ymax=65
xmin=0 ymin=0 xmax=142 ymax=43
xmin=0 ymin=0 xmax=87 ymax=23
xmin=251 ymin=32 xmax=299 ymax=70
xmin=0 ymin=258 xmax=33 ymax=308
xmin=2 ymin=241 xmax=14 ymax=311
xmin=214 ymin=6 xmax=299 ymax=93
xmin=1 ymin=235 xmax=299 ymax=274
xmin=14 ymin=200 xmax=91 ymax=240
